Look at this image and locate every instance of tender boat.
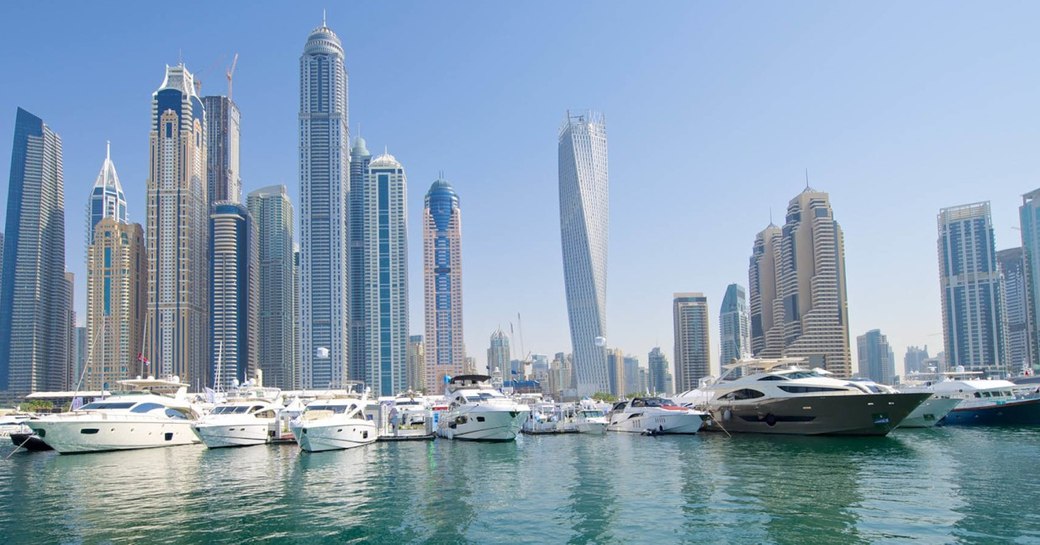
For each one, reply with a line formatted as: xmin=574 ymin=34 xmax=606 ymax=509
xmin=573 ymin=407 xmax=608 ymax=435
xmin=290 ymin=387 xmax=378 ymax=452
xmin=606 ymin=397 xmax=705 ymax=434
xmin=678 ymin=358 xmax=931 ymax=436
xmin=928 ymin=373 xmax=1040 ymax=426
xmin=26 ymin=378 xmax=201 ymax=454
xmin=437 ymin=375 xmax=530 ymax=441
xmin=192 ymin=388 xmax=283 ymax=448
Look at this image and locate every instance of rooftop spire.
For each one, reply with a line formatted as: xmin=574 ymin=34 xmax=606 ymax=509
xmin=322 ymin=8 xmax=327 ymax=26
xmin=805 ymin=168 xmax=809 ymax=190
xmin=106 ymin=140 xmax=110 ymax=161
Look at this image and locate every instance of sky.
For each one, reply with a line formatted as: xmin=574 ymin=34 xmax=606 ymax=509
xmin=1 ymin=1 xmax=1039 ymax=378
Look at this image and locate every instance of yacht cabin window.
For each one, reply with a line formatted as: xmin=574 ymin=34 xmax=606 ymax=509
xmin=80 ymin=402 xmax=136 ymax=410
xmin=130 ymin=402 xmax=166 ymax=413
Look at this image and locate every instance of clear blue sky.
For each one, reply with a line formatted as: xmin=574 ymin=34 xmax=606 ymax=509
xmin=2 ymin=1 xmax=1038 ymax=377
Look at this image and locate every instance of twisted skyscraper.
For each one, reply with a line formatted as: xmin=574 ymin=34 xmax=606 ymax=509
xmin=299 ymin=18 xmax=350 ymax=389
xmin=558 ymin=111 xmax=609 ymax=396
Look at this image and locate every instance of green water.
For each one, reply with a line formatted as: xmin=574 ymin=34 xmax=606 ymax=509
xmin=2 ymin=427 xmax=1039 ymax=544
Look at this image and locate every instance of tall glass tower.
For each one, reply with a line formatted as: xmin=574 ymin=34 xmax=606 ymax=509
xmin=423 ymin=179 xmax=464 ymax=394
xmin=558 ymin=111 xmax=609 ymax=396
xmin=299 ymin=18 xmax=350 ymax=389
xmin=357 ymin=152 xmax=409 ymax=396
xmin=719 ymin=283 xmax=751 ymax=369
xmin=210 ymin=202 xmax=258 ymax=388
xmin=348 ymin=136 xmax=371 ymax=388
xmin=1019 ymin=189 xmax=1040 ymax=371
xmin=938 ymin=202 xmax=1007 ymax=375
xmin=203 ymin=96 xmax=241 ymax=205
xmin=146 ymin=64 xmax=209 ymax=391
xmin=86 ymin=142 xmax=127 ymax=246
xmin=0 ymin=108 xmax=66 ymax=395
xmin=247 ymin=185 xmax=296 ymax=390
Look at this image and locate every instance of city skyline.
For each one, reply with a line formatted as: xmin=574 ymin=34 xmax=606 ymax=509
xmin=4 ymin=3 xmax=1040 ymax=382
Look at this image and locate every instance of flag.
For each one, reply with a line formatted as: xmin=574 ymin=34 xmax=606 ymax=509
xmin=71 ymin=397 xmax=84 ymax=411
xmin=137 ymin=353 xmax=150 ymax=367
xmin=204 ymin=387 xmax=216 ymax=404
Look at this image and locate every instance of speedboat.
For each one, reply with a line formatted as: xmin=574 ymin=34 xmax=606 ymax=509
xmin=606 ymin=397 xmax=705 ymax=434
xmin=26 ymin=378 xmax=201 ymax=454
xmin=290 ymin=387 xmax=378 ymax=452
xmin=572 ymin=405 xmax=608 ymax=435
xmin=677 ymin=358 xmax=931 ymax=436
xmin=436 ymin=375 xmax=530 ymax=441
xmin=928 ymin=373 xmax=1040 ymax=426
xmin=192 ymin=388 xmax=283 ymax=448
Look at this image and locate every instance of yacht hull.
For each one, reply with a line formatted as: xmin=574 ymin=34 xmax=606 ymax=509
xmin=707 ymin=392 xmax=931 ymax=436
xmin=607 ymin=412 xmax=703 ymax=434
xmin=942 ymin=397 xmax=1040 ymax=426
xmin=28 ymin=419 xmax=199 ymax=454
xmin=574 ymin=421 xmax=608 ymax=434
xmin=437 ymin=408 xmax=528 ymax=441
xmin=193 ymin=421 xmax=274 ymax=448
xmin=898 ymin=397 xmax=962 ymax=428
xmin=9 ymin=431 xmax=53 ymax=451
xmin=292 ymin=421 xmax=377 ymax=452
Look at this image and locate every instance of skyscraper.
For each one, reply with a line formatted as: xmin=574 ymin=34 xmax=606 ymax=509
xmin=904 ymin=345 xmax=930 ymax=376
xmin=623 ymin=354 xmax=641 ymax=396
xmin=423 ymin=178 xmax=464 ymax=394
xmin=998 ymin=247 xmax=1031 ymax=375
xmin=407 ymin=335 xmax=425 ymax=392
xmin=749 ymin=223 xmax=783 ymax=358
xmin=0 ymin=108 xmax=66 ymax=396
xmin=146 ymin=64 xmax=209 ymax=391
xmin=86 ymin=219 xmax=147 ymax=391
xmin=648 ymin=347 xmax=670 ymax=395
xmin=558 ymin=111 xmax=609 ymax=397
xmin=673 ymin=293 xmax=711 ymax=392
xmin=487 ymin=329 xmax=511 ymax=377
xmin=938 ymin=202 xmax=1007 ymax=375
xmin=348 ymin=136 xmax=371 ymax=388
xmin=299 ymin=18 xmax=350 ymax=389
xmin=210 ymin=202 xmax=258 ymax=388
xmin=719 ymin=283 xmax=751 ymax=368
xmin=1018 ymin=189 xmax=1040 ymax=371
xmin=63 ymin=272 xmax=75 ymax=390
xmin=86 ymin=142 xmax=127 ymax=246
xmin=351 ymin=151 xmax=409 ymax=396
xmin=247 ymin=185 xmax=296 ymax=390
xmin=857 ymin=329 xmax=896 ymax=385
xmin=203 ymin=95 xmax=241 ymax=205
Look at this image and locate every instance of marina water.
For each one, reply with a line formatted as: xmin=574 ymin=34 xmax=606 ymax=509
xmin=2 ymin=427 xmax=1039 ymax=544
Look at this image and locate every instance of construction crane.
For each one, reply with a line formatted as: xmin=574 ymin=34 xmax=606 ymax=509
xmin=226 ymin=53 xmax=239 ymax=100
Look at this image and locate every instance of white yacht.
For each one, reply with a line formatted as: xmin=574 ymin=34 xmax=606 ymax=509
xmin=573 ymin=406 xmax=608 ymax=435
xmin=606 ymin=397 xmax=705 ymax=434
xmin=26 ymin=378 xmax=201 ymax=454
xmin=888 ymin=382 xmax=962 ymax=428
xmin=678 ymin=358 xmax=931 ymax=436
xmin=522 ymin=401 xmax=566 ymax=434
xmin=192 ymin=388 xmax=283 ymax=448
xmin=290 ymin=388 xmax=378 ymax=452
xmin=437 ymin=375 xmax=530 ymax=441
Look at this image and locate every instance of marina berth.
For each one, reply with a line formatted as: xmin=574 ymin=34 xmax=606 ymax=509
xmin=605 ymin=397 xmax=705 ymax=434
xmin=26 ymin=378 xmax=201 ymax=454
xmin=677 ymin=357 xmax=931 ymax=436
xmin=192 ymin=387 xmax=284 ymax=448
xmin=290 ymin=385 xmax=378 ymax=452
xmin=437 ymin=375 xmax=530 ymax=441
xmin=377 ymin=393 xmax=436 ymax=441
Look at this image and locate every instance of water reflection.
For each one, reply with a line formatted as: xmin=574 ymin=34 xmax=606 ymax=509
xmin=565 ymin=434 xmax=618 ymax=544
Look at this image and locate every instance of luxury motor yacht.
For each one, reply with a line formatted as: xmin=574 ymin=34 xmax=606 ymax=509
xmin=290 ymin=387 xmax=378 ymax=452
xmin=926 ymin=373 xmax=1040 ymax=426
xmin=606 ymin=397 xmax=705 ymax=434
xmin=26 ymin=378 xmax=201 ymax=454
xmin=192 ymin=388 xmax=283 ymax=448
xmin=678 ymin=358 xmax=931 ymax=436
xmin=436 ymin=375 xmax=530 ymax=441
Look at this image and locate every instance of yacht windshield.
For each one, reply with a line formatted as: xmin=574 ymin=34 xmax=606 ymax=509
xmin=306 ymin=405 xmax=348 ymax=414
xmin=79 ymin=402 xmax=135 ymax=410
xmin=778 ymin=371 xmax=820 ymax=380
xmin=631 ymin=398 xmax=667 ymax=408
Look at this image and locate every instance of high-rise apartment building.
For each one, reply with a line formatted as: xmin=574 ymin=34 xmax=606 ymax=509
xmin=348 ymin=136 xmax=371 ymax=388
xmin=146 ymin=64 xmax=210 ymax=391
xmin=648 ymin=347 xmax=670 ymax=395
xmin=719 ymin=283 xmax=751 ymax=369
xmin=673 ymin=293 xmax=711 ymax=392
xmin=203 ymin=95 xmax=241 ymax=205
xmin=86 ymin=219 xmax=147 ymax=391
xmin=299 ymin=19 xmax=350 ymax=389
xmin=487 ymin=329 xmax=511 ymax=377
xmin=86 ymin=143 xmax=127 ymax=246
xmin=1019 ymin=189 xmax=1040 ymax=370
xmin=558 ymin=111 xmax=609 ymax=396
xmin=352 ymin=151 xmax=408 ymax=396
xmin=749 ymin=188 xmax=850 ymax=376
xmin=407 ymin=335 xmax=425 ymax=392
xmin=423 ymin=178 xmax=464 ymax=394
xmin=247 ymin=185 xmax=296 ymax=390
xmin=857 ymin=329 xmax=896 ymax=385
xmin=938 ymin=202 xmax=1007 ymax=375
xmin=63 ymin=272 xmax=75 ymax=390
xmin=997 ymin=247 xmax=1031 ymax=374
xmin=0 ymin=108 xmax=67 ymax=396
xmin=210 ymin=203 xmax=258 ymax=388
xmin=904 ymin=345 xmax=930 ymax=376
